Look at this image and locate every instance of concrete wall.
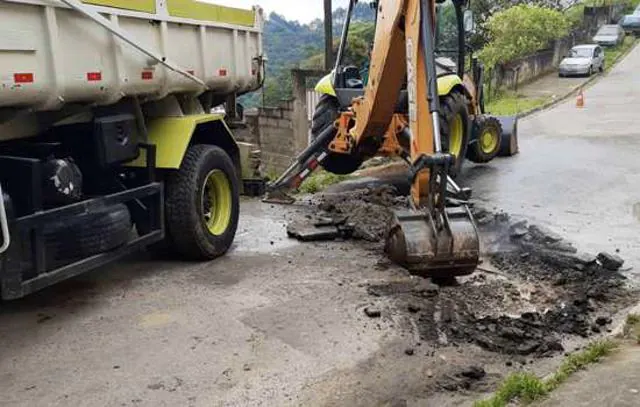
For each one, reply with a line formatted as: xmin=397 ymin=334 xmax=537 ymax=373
xmin=244 ymin=102 xmax=296 ymax=175
xmin=242 ymin=69 xmax=326 ymax=176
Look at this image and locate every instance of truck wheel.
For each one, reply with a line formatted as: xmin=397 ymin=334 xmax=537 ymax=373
xmin=311 ymin=94 xmax=363 ymax=175
xmin=165 ymin=144 xmax=239 ymax=260
xmin=467 ymin=116 xmax=503 ymax=164
xmin=440 ymin=91 xmax=471 ymax=178
xmin=44 ymin=203 xmax=132 ymax=262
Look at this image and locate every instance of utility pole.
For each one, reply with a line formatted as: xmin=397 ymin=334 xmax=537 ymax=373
xmin=324 ymin=0 xmax=333 ymax=71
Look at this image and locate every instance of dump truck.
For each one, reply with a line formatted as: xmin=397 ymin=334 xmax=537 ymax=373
xmin=0 ymin=0 xmax=265 ymax=299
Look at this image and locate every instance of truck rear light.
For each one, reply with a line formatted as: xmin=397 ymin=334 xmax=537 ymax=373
xmin=14 ymin=73 xmax=34 ymax=83
xmin=218 ymin=68 xmax=227 ymax=77
xmin=87 ymin=72 xmax=102 ymax=81
xmin=141 ymin=71 xmax=153 ymax=80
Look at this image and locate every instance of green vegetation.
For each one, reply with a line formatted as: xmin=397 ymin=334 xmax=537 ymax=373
xmin=604 ymin=36 xmax=638 ymax=71
xmin=479 ymin=5 xmax=571 ymax=68
xmin=242 ymin=3 xmax=375 ymax=107
xmin=486 ymin=93 xmax=549 ymax=116
xmin=565 ymin=4 xmax=586 ymax=28
xmin=298 ymin=170 xmax=350 ymax=194
xmin=302 ymin=21 xmax=376 ymax=70
xmin=474 ymin=340 xmax=618 ymax=407
xmin=474 ymin=372 xmax=548 ymax=407
xmin=545 ymin=340 xmax=618 ymax=392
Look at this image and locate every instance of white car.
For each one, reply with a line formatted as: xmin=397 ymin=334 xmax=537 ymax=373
xmin=592 ymin=24 xmax=625 ymax=46
xmin=558 ymin=44 xmax=605 ymax=77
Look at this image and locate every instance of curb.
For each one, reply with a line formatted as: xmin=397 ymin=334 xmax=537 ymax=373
xmin=513 ymin=40 xmax=639 ymax=120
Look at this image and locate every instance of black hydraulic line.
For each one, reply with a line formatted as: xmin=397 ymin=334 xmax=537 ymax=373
xmin=420 ymin=0 xmax=441 ymax=115
xmin=333 ymin=0 xmax=357 ymax=83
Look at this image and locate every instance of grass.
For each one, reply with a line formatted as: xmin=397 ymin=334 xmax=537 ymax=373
xmin=486 ymin=93 xmax=549 ymax=116
xmin=604 ymin=36 xmax=638 ymax=72
xmin=297 ymin=170 xmax=349 ymax=194
xmin=473 ymin=340 xmax=618 ymax=407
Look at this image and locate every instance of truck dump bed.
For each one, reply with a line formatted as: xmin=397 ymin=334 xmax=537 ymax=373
xmin=0 ymin=0 xmax=264 ymax=111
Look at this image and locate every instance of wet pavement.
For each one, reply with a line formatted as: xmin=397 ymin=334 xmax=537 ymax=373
xmin=466 ymin=42 xmax=640 ymax=281
xmin=0 ymin=43 xmax=638 ymax=407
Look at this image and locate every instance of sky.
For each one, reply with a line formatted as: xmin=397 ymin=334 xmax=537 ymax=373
xmin=209 ymin=0 xmax=351 ymax=23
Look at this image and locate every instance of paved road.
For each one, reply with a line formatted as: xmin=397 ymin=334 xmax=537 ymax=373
xmin=467 ymin=43 xmax=640 ymax=278
xmin=536 ymin=344 xmax=640 ymax=407
xmin=517 ymin=70 xmax=586 ymax=100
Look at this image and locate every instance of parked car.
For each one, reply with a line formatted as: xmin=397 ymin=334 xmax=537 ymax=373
xmin=593 ymin=24 xmax=625 ymax=46
xmin=620 ymin=14 xmax=640 ymax=35
xmin=558 ymin=44 xmax=605 ymax=77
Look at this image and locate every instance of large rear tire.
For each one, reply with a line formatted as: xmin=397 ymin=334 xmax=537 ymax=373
xmin=439 ymin=92 xmax=471 ymax=177
xmin=311 ymin=94 xmax=363 ymax=175
xmin=165 ymin=145 xmax=240 ymax=260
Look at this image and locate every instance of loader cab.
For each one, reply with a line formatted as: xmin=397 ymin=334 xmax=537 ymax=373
xmin=323 ymin=0 xmax=474 ymax=104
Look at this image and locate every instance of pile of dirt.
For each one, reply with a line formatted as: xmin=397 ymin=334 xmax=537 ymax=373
xmin=365 ymin=207 xmax=633 ymax=358
xmin=314 ymin=185 xmax=408 ymax=242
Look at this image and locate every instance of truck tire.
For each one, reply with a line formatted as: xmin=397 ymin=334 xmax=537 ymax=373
xmin=44 ymin=203 xmax=132 ymax=262
xmin=467 ymin=115 xmax=503 ymax=164
xmin=165 ymin=144 xmax=239 ymax=260
xmin=311 ymin=94 xmax=363 ymax=175
xmin=440 ymin=91 xmax=471 ymax=178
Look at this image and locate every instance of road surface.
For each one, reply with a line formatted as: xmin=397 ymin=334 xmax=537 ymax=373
xmin=467 ymin=42 xmax=640 ymax=278
xmin=1 ymin=45 xmax=639 ymax=407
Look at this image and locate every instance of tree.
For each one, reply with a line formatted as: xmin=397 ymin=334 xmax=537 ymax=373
xmin=469 ymin=0 xmax=576 ymax=49
xmin=478 ymin=5 xmax=570 ymax=68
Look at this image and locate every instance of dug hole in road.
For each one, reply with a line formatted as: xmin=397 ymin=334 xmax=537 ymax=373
xmin=1 ymin=46 xmax=640 ymax=407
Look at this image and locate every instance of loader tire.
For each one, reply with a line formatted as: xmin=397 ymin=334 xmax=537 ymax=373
xmin=44 ymin=203 xmax=132 ymax=262
xmin=165 ymin=145 xmax=240 ymax=260
xmin=440 ymin=91 xmax=471 ymax=178
xmin=467 ymin=115 xmax=503 ymax=164
xmin=311 ymin=94 xmax=363 ymax=175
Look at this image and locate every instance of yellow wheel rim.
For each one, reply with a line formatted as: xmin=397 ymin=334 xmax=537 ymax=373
xmin=202 ymin=169 xmax=232 ymax=236
xmin=449 ymin=113 xmax=464 ymax=158
xmin=480 ymin=128 xmax=499 ymax=154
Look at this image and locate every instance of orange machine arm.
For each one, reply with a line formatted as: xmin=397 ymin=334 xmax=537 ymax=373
xmin=349 ymin=0 xmax=439 ymax=207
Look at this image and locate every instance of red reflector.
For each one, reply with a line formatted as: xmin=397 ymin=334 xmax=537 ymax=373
xmin=87 ymin=72 xmax=102 ymax=81
xmin=308 ymin=160 xmax=319 ymax=170
xmin=14 ymin=73 xmax=34 ymax=83
xmin=141 ymin=71 xmax=153 ymax=80
xmin=218 ymin=68 xmax=227 ymax=77
xmin=292 ymin=176 xmax=302 ymax=188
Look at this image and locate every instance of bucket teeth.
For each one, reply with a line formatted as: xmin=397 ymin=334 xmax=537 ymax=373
xmin=385 ymin=206 xmax=480 ymax=278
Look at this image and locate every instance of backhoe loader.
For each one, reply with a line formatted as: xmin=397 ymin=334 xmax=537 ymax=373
xmin=313 ymin=0 xmax=508 ymax=177
xmin=266 ymin=0 xmax=486 ymax=277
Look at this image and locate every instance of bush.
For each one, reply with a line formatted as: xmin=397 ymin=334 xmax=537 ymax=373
xmin=479 ymin=5 xmax=571 ymax=68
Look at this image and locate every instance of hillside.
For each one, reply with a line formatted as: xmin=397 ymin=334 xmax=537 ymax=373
xmin=243 ymin=2 xmax=376 ymax=107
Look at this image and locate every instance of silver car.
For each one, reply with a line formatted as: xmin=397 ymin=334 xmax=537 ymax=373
xmin=558 ymin=45 xmax=605 ymax=77
xmin=593 ymin=24 xmax=625 ymax=46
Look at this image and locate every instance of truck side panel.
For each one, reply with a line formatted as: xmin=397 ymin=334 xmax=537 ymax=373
xmin=0 ymin=1 xmax=263 ymax=113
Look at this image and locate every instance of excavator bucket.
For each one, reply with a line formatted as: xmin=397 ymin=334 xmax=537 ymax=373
xmin=385 ymin=205 xmax=480 ymax=278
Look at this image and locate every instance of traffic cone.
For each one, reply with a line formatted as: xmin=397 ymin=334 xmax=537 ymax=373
xmin=576 ymin=89 xmax=585 ymax=108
